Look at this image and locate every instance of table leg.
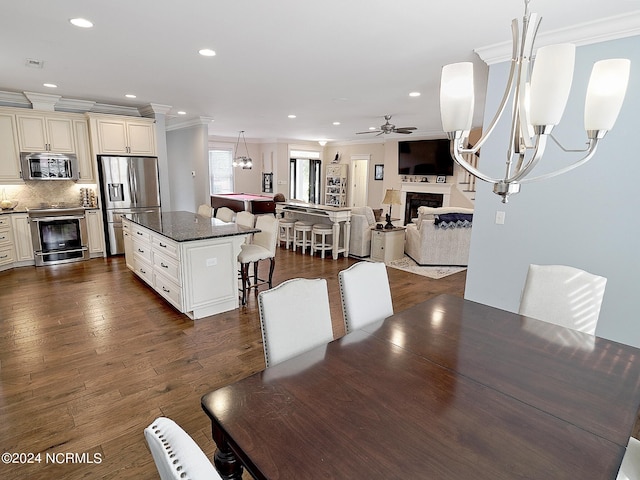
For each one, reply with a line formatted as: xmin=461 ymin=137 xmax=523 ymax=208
xmin=331 ymin=221 xmax=340 ymax=260
xmin=213 ymin=426 xmax=244 ymax=480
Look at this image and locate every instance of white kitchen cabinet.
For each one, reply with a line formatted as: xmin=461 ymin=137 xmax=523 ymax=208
xmin=88 ymin=114 xmax=156 ymax=156
xmin=85 ymin=209 xmax=105 ymax=257
xmin=0 ymin=216 xmax=16 ymax=270
xmin=0 ymin=112 xmax=22 ymax=183
xmin=73 ymin=119 xmax=94 ymax=182
xmin=16 ymin=113 xmax=75 ymax=153
xmin=11 ymin=213 xmax=34 ymax=263
xmin=123 ymin=217 xmax=247 ymax=319
xmin=122 ymin=218 xmax=134 ymax=270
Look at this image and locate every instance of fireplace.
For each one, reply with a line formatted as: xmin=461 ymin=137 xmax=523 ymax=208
xmin=404 ymin=192 xmax=443 ymax=224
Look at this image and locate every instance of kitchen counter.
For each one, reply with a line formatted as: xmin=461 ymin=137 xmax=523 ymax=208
xmin=0 ymin=207 xmax=27 ymax=215
xmin=123 ymin=211 xmax=257 ymax=319
xmin=127 ymin=210 xmax=258 ymax=242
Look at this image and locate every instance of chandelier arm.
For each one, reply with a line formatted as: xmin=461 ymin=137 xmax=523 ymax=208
xmin=549 ymin=133 xmax=592 ymax=153
xmin=466 ymin=19 xmax=520 ymax=155
xmin=519 ymin=139 xmax=599 ymax=184
xmin=507 ymin=135 xmax=548 ymax=183
xmin=450 ymin=142 xmax=499 ymax=184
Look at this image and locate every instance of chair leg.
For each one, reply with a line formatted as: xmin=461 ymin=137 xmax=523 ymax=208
xmin=268 ymin=258 xmax=275 ymax=289
xmin=240 ymin=263 xmax=250 ymax=305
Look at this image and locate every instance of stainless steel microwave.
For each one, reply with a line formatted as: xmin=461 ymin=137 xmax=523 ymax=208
xmin=20 ymin=152 xmax=79 ymax=181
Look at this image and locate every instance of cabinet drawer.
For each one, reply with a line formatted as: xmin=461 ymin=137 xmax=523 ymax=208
xmin=0 ymin=244 xmax=15 ymax=266
xmin=0 ymin=227 xmax=12 ymax=245
xmin=133 ymin=256 xmax=153 ymax=285
xmin=153 ymin=251 xmax=181 ymax=285
xmin=132 ymin=239 xmax=152 ymax=262
xmin=0 ymin=216 xmax=11 ymax=228
xmin=153 ymin=271 xmax=182 ymax=310
xmin=152 ymin=235 xmax=179 ymax=260
xmin=132 ymin=226 xmax=151 ymax=242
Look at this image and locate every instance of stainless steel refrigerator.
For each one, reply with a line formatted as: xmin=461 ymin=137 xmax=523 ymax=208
xmin=97 ymin=155 xmax=161 ymax=255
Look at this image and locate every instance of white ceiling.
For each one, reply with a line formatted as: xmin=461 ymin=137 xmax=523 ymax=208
xmin=1 ymin=0 xmax=639 ymax=143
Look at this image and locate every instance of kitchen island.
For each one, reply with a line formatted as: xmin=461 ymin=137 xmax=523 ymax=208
xmin=123 ymin=211 xmax=258 ymax=319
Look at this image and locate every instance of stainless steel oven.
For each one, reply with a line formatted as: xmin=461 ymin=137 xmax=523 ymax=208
xmin=27 ymin=206 xmax=89 ymax=266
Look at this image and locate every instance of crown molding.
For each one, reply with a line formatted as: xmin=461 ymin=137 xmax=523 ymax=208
xmin=23 ymin=91 xmax=60 ymax=111
xmin=166 ymin=116 xmax=215 ymax=131
xmin=139 ymin=103 xmax=173 ymax=118
xmin=476 ymin=11 xmax=640 ymax=65
xmin=56 ymin=98 xmax=97 ymax=113
xmin=0 ymin=91 xmax=31 ymax=108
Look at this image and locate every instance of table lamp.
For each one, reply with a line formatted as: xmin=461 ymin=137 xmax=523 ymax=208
xmin=382 ymin=188 xmax=401 ymax=229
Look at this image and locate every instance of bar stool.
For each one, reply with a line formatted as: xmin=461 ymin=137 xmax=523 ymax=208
xmin=293 ymin=221 xmax=313 ymax=254
xmin=311 ymin=224 xmax=333 ymax=259
xmin=278 ymin=217 xmax=297 ymax=249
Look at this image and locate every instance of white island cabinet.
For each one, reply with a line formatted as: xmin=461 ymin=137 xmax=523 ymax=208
xmin=123 ymin=211 xmax=257 ymax=319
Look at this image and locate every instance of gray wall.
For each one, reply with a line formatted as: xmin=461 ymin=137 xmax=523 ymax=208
xmin=166 ymin=124 xmax=209 ymax=211
xmin=464 ymin=36 xmax=640 ymax=347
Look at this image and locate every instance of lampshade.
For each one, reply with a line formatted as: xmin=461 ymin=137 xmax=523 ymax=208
xmin=529 ymin=44 xmax=575 ymax=127
xmin=382 ymin=189 xmax=401 ymax=205
xmin=440 ymin=62 xmax=475 ymax=133
xmin=584 ymin=58 xmax=631 ymax=132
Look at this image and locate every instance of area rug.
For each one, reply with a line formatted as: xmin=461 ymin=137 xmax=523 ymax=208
xmin=385 ymin=255 xmax=466 ymax=279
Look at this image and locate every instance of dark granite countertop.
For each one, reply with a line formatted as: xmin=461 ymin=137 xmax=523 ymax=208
xmin=127 ymin=210 xmax=259 ymax=242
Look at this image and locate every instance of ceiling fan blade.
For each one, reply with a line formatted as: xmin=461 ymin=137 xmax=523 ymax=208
xmin=395 ymin=129 xmax=414 ymax=134
xmin=396 ymin=126 xmax=417 ymax=130
xmin=356 ymin=130 xmax=381 ymax=135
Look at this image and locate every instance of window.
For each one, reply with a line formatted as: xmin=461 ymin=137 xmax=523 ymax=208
xmin=289 ymin=149 xmax=321 ymax=203
xmin=209 ymin=149 xmax=234 ymax=194
xmin=290 ymin=157 xmax=321 ymax=203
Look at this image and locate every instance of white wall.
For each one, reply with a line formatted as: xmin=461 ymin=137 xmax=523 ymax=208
xmin=166 ymin=124 xmax=208 ymax=211
xmin=464 ymin=36 xmax=640 ymax=346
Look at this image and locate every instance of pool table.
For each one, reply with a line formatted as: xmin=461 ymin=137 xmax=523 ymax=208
xmin=210 ymin=193 xmax=276 ymax=215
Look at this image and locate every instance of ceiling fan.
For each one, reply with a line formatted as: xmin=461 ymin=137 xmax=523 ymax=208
xmin=356 ymin=115 xmax=417 ymax=136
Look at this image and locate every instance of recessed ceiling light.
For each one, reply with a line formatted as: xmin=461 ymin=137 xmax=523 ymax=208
xmin=70 ymin=18 xmax=94 ymax=28
xmin=198 ymin=49 xmax=216 ymax=57
xmin=409 ymin=91 xmax=421 ymax=97
xmin=125 ymin=94 xmax=136 ymax=99
xmin=43 ymin=83 xmax=57 ymax=88
xmin=333 ymin=121 xmax=341 ymax=126
xmin=288 ymin=114 xmax=296 ymax=119
xmin=177 ymin=111 xmax=186 ymax=115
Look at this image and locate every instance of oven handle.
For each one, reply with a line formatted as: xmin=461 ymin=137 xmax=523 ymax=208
xmin=34 ymin=246 xmax=89 ymax=257
xmin=30 ymin=215 xmax=85 ymax=222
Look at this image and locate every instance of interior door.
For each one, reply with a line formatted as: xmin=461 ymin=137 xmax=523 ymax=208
xmin=350 ymin=159 xmax=369 ymax=207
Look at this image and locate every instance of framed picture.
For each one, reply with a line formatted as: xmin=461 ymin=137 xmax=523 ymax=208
xmin=262 ymin=173 xmax=273 ymax=193
xmin=436 ymin=175 xmax=446 ymax=184
xmin=374 ymin=164 xmax=384 ymax=181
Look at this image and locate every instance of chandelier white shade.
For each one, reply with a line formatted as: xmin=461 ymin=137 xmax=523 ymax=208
xmin=584 ymin=59 xmax=631 ymax=132
xmin=439 ymin=0 xmax=631 ymax=202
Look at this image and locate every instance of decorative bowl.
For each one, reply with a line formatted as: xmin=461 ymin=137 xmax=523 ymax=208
xmin=0 ymin=200 xmax=18 ymax=210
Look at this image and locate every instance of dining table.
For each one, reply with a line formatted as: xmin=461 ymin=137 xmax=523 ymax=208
xmin=201 ymin=294 xmax=640 ymax=479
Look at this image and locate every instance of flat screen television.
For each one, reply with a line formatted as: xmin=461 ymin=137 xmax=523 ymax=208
xmin=398 ymin=139 xmax=454 ymax=176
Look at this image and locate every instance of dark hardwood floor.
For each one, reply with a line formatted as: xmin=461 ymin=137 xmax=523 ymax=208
xmin=0 ymin=247 xmax=466 ymax=479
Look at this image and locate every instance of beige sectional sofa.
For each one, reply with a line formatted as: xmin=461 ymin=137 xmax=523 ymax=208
xmin=404 ymin=206 xmax=473 ymax=266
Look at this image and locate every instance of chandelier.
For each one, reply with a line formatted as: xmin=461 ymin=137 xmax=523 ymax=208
xmin=439 ymin=0 xmax=631 ymax=202
xmin=232 ymin=130 xmax=253 ymax=169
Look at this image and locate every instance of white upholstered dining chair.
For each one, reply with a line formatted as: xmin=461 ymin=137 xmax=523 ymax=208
xmin=235 ymin=211 xmax=255 ymax=244
xmin=144 ymin=416 xmax=222 ymax=480
xmin=518 ymin=264 xmax=607 ymax=335
xmin=215 ymin=206 xmax=235 ymax=222
xmin=617 ymin=437 xmax=640 ymax=480
xmin=258 ymin=278 xmax=334 ymax=367
xmin=197 ymin=204 xmax=213 ymax=217
xmin=339 ymin=261 xmax=394 ymax=333
xmin=238 ymin=214 xmax=278 ymax=305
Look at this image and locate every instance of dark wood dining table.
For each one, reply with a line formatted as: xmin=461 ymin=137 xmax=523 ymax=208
xmin=201 ymin=294 xmax=640 ymax=479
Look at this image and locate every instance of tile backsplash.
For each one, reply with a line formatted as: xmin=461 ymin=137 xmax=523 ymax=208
xmin=0 ymin=182 xmax=98 ymax=208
